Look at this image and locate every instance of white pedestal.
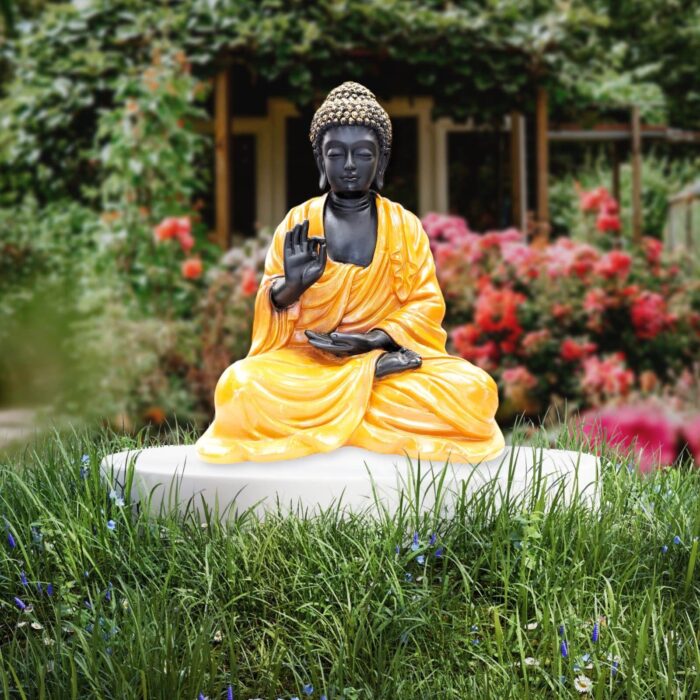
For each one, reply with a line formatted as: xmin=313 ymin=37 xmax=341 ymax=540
xmin=100 ymin=445 xmax=600 ymax=521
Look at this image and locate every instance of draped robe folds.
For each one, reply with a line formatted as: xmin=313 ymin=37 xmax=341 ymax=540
xmin=196 ymin=192 xmax=506 ymax=464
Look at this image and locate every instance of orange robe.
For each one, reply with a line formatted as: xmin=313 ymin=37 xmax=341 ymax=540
xmin=196 ymin=192 xmax=505 ymax=464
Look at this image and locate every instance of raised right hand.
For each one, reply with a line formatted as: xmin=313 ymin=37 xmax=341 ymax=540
xmin=283 ymin=219 xmax=327 ymax=292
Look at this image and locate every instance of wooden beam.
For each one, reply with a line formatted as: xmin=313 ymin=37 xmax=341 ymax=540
xmin=631 ymin=105 xmax=643 ymax=244
xmin=535 ymin=86 xmax=549 ymax=244
xmin=214 ymin=68 xmax=232 ymax=249
xmin=510 ymin=111 xmax=527 ymax=232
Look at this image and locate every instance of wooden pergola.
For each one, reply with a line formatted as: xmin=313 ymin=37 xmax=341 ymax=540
xmin=211 ymin=68 xmax=700 ymax=249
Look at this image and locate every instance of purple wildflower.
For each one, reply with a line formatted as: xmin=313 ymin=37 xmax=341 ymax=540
xmin=404 ymin=572 xmax=412 ymax=582
xmin=416 ymin=554 xmax=425 ymax=565
xmin=47 ymin=583 xmax=54 ymax=596
xmin=612 ymin=660 xmax=619 ymax=677
xmin=558 ymin=624 xmax=565 ymax=637
xmin=14 ymin=596 xmax=26 ymax=611
xmin=7 ymin=532 xmax=16 ymax=549
xmin=429 ymin=533 xmax=437 ymax=546
xmin=20 ymin=571 xmax=28 ymax=586
xmin=592 ymin=622 xmax=599 ymax=643
xmin=661 ymin=545 xmax=669 ymax=553
xmin=303 ymin=684 xmax=313 ymax=695
xmin=411 ymin=531 xmax=419 ymax=551
xmin=673 ymin=535 xmax=681 ymax=545
xmin=434 ymin=547 xmax=444 ymax=558
xmin=227 ymin=684 xmax=233 ymax=700
xmin=560 ymin=640 xmax=568 ymax=658
xmin=107 ymin=520 xmax=116 ymax=531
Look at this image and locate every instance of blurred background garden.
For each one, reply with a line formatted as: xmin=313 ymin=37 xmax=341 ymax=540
xmin=1 ymin=0 xmax=699 ymax=469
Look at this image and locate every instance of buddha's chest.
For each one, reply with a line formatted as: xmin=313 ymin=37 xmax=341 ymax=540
xmin=323 ymin=207 xmax=378 ymax=267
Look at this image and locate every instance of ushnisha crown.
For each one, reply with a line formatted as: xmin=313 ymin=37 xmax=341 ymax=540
xmin=309 ymin=81 xmax=392 ymax=158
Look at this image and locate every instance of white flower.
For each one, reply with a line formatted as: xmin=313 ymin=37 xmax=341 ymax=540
xmin=526 ymin=621 xmax=539 ymax=630
xmin=574 ymin=675 xmax=593 ymax=694
xmin=31 ymin=622 xmax=44 ymax=631
xmin=43 ymin=636 xmax=55 ymax=647
xmin=213 ymin=629 xmax=223 ymax=643
xmin=523 ymin=657 xmax=540 ymax=667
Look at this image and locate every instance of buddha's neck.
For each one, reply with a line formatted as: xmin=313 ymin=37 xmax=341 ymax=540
xmin=328 ymin=190 xmax=373 ymax=213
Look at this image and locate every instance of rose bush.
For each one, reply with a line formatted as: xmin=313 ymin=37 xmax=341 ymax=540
xmin=423 ymin=194 xmax=700 ymax=440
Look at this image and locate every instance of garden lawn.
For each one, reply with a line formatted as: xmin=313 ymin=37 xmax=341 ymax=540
xmin=1 ymin=427 xmax=699 ymax=699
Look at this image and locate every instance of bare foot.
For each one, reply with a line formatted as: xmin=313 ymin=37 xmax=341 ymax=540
xmin=375 ymin=348 xmax=422 ymax=379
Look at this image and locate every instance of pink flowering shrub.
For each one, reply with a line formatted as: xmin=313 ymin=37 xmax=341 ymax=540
xmin=421 ymin=198 xmax=700 ymax=439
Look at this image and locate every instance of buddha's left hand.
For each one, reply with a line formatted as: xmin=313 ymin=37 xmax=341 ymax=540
xmin=305 ymin=329 xmax=399 ymax=355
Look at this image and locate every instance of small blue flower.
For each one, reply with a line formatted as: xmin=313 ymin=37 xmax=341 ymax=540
xmin=47 ymin=583 xmax=54 ymax=596
xmin=86 ymin=623 xmax=94 ymax=633
xmin=559 ymin=675 xmax=567 ymax=685
xmin=470 ymin=624 xmax=479 ymax=632
xmin=20 ymin=571 xmax=28 ymax=586
xmin=198 ymin=694 xmax=206 ymax=700
xmin=560 ymin=640 xmax=568 ymax=658
xmin=227 ymin=684 xmax=233 ymax=700
xmin=592 ymin=623 xmax=599 ymax=642
xmin=661 ymin=544 xmax=669 ymax=553
xmin=434 ymin=547 xmax=444 ymax=558
xmin=673 ymin=535 xmax=681 ymax=545
xmin=81 ymin=454 xmax=89 ymax=464
xmin=429 ymin=533 xmax=437 ymax=546
xmin=107 ymin=520 xmax=116 ymax=531
xmin=612 ymin=660 xmax=619 ymax=677
xmin=471 ymin=638 xmax=480 ymax=646
xmin=31 ymin=527 xmax=42 ymax=544
xmin=7 ymin=532 xmax=16 ymax=549
xmin=14 ymin=596 xmax=26 ymax=611
xmin=303 ymin=683 xmax=313 ymax=695
xmin=394 ymin=544 xmax=400 ymax=554
xmin=558 ymin=624 xmax=565 ymax=637
xmin=416 ymin=554 xmax=425 ymax=565
xmin=321 ymin=696 xmax=327 ymax=700
xmin=411 ymin=531 xmax=420 ymax=551
xmin=36 ymin=582 xmax=42 ymax=594
xmin=404 ymin=572 xmax=413 ymax=582
xmin=581 ymin=653 xmax=591 ymax=663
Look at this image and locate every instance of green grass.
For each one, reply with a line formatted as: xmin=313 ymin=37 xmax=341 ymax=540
xmin=0 ymin=426 xmax=699 ymax=699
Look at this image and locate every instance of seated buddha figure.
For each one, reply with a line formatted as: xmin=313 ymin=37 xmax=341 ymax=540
xmin=196 ymin=82 xmax=505 ymax=465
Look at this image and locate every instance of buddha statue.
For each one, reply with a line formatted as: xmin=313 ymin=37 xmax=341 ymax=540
xmin=196 ymin=81 xmax=505 ymax=465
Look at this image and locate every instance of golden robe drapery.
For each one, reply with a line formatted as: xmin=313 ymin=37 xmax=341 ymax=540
xmin=196 ymin=192 xmax=505 ymax=464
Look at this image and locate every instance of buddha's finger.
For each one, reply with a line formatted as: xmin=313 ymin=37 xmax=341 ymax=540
xmin=293 ymin=223 xmax=303 ymax=253
xmin=284 ymin=229 xmax=294 ymax=256
xmin=300 ymin=219 xmax=310 ymax=243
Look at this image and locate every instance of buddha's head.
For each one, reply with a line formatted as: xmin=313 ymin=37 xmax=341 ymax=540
xmin=309 ymin=81 xmax=392 ymax=195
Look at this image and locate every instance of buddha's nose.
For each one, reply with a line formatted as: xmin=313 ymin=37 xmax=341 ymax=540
xmin=344 ymin=152 xmax=356 ymax=171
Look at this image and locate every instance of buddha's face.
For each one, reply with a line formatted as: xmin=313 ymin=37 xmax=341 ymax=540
xmin=316 ymin=125 xmax=387 ymax=195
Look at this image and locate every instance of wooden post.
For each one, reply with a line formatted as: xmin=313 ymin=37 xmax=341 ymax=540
xmin=535 ymin=87 xmax=549 ymax=244
xmin=214 ymin=68 xmax=232 ymax=249
xmin=510 ymin=111 xmax=527 ymax=232
xmin=611 ymin=141 xmax=621 ymax=203
xmin=631 ymin=105 xmax=643 ymax=244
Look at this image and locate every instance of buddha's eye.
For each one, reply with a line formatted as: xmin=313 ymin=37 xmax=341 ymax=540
xmin=327 ymin=149 xmax=343 ymax=158
xmin=356 ymin=150 xmax=374 ymax=158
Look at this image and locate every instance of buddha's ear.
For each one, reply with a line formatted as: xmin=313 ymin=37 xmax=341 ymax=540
xmin=374 ymin=151 xmax=390 ymax=191
xmin=315 ymin=154 xmax=328 ymax=191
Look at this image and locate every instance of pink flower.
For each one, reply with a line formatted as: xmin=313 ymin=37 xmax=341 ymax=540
xmin=581 ymin=404 xmax=680 ymax=472
xmin=521 ymin=329 xmax=551 ymax=354
xmin=502 ymin=365 xmax=538 ymax=389
xmin=596 ymin=211 xmax=621 ymax=232
xmin=683 ymin=416 xmax=700 ymax=463
xmin=579 ymin=186 xmax=612 ymax=213
xmin=181 ymin=257 xmax=203 ymax=280
xmin=642 ymin=237 xmax=663 ymax=266
xmin=594 ymin=251 xmax=632 ymax=280
xmin=630 ymin=291 xmax=667 ymax=339
xmin=560 ymin=338 xmax=598 ymax=362
xmin=581 ymin=353 xmax=634 ymax=399
xmin=153 ymin=217 xmax=179 ymax=242
xmin=240 ymin=267 xmax=258 ymax=296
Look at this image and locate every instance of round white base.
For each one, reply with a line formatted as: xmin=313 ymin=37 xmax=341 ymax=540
xmin=100 ymin=444 xmax=601 ymax=521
